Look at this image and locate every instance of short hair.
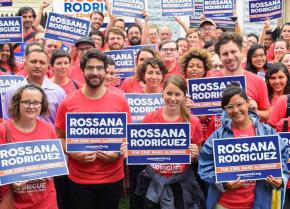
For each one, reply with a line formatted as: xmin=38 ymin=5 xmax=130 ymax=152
xmin=106 ymin=27 xmax=125 ymax=42
xmin=24 ymin=42 xmax=43 ymax=56
xmin=106 ymin=57 xmax=115 ymax=66
xmin=80 ymin=49 xmax=108 ymax=71
xmin=17 ymin=6 xmax=36 ymax=18
xmin=126 ymin=24 xmax=142 ymax=35
xmin=274 ymin=38 xmax=289 ymax=49
xmin=138 ymin=57 xmax=168 ymax=83
xmin=89 ymin=30 xmax=105 ymax=47
xmin=163 ymin=75 xmax=190 ymax=122
xmin=176 ymin=37 xmax=188 ymax=47
xmin=247 ymin=33 xmax=259 ymax=42
xmin=179 ymin=48 xmax=212 ymax=77
xmin=215 ymin=32 xmax=243 ymax=56
xmin=159 ymin=40 xmax=177 ymax=51
xmin=50 ymin=49 xmax=71 ymax=66
xmin=221 ymin=82 xmax=248 ymax=109
xmin=216 ymin=27 xmax=227 ymax=33
xmin=9 ymin=84 xmax=49 ymax=119
xmin=136 ymin=47 xmax=159 ymax=63
xmin=246 ymin=44 xmax=267 ymax=74
xmin=26 ymin=49 xmax=47 ymax=59
xmin=281 ymin=22 xmax=290 ymax=37
xmin=265 ymin=62 xmax=290 ymax=102
xmin=89 ymin=11 xmax=104 ymax=20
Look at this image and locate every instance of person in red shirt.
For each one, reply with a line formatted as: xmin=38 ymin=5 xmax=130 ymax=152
xmin=265 ymin=63 xmax=290 ymax=106
xmin=208 ymin=32 xmax=270 ymax=122
xmin=50 ymin=49 xmax=82 ymax=95
xmin=126 ymin=75 xmax=205 ymax=209
xmin=0 ymin=43 xmax=19 ymax=74
xmin=0 ymin=84 xmax=58 ymax=209
xmin=55 ymin=49 xmax=131 ymax=209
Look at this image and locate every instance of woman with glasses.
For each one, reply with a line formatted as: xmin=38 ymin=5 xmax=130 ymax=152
xmin=0 ymin=84 xmax=58 ymax=209
xmin=198 ymin=82 xmax=288 ymax=209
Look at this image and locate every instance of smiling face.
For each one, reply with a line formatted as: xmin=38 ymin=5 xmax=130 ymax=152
xmin=162 ymin=82 xmax=186 ymax=112
xmin=186 ymin=57 xmax=205 ymax=79
xmin=144 ymin=65 xmax=163 ymax=91
xmin=19 ymin=89 xmax=43 ymax=121
xmin=219 ymin=41 xmax=242 ymax=73
xmin=282 ymin=54 xmax=290 ymax=73
xmin=224 ymin=94 xmax=250 ymax=127
xmin=251 ymin=48 xmax=266 ymax=70
xmin=83 ymin=58 xmax=106 ymax=89
xmin=269 ymin=70 xmax=288 ymax=95
xmin=22 ymin=11 xmax=34 ymax=30
xmin=274 ymin=41 xmax=288 ymax=61
xmin=0 ymin=44 xmax=11 ymax=63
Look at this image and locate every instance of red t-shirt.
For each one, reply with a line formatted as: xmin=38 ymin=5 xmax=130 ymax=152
xmin=69 ymin=60 xmax=85 ymax=84
xmin=55 ymin=88 xmax=131 ymax=184
xmin=218 ymin=125 xmax=256 ymax=209
xmin=142 ymin=108 xmax=203 ymax=176
xmin=165 ymin=62 xmax=182 ymax=79
xmin=0 ymin=119 xmax=58 ymax=209
xmin=207 ymin=70 xmax=270 ymax=110
xmin=268 ymin=95 xmax=287 ymax=128
xmin=120 ymin=76 xmax=144 ymax=93
xmin=56 ymin=79 xmax=83 ymax=95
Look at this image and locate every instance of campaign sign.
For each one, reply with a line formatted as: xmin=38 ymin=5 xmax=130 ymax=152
xmin=278 ymin=133 xmax=290 ymax=172
xmin=189 ymin=0 xmax=203 ymax=28
xmin=203 ymin=0 xmax=235 ymax=18
xmin=0 ymin=139 xmax=68 ymax=186
xmin=125 ymin=93 xmax=163 ymax=123
xmin=249 ymin=0 xmax=282 ymax=22
xmin=187 ymin=76 xmax=246 ymax=115
xmin=0 ymin=94 xmax=3 ymax=122
xmin=0 ymin=0 xmax=12 ymax=6
xmin=0 ymin=16 xmax=23 ymax=44
xmin=124 ymin=44 xmax=157 ymax=58
xmin=212 ymin=17 xmax=235 ymax=29
xmin=105 ymin=50 xmax=135 ymax=79
xmin=112 ymin=0 xmax=146 ymax=19
xmin=0 ymin=75 xmax=25 ymax=95
xmin=127 ymin=123 xmax=190 ymax=165
xmin=213 ymin=135 xmax=282 ymax=182
xmin=66 ymin=113 xmax=127 ymax=152
xmin=161 ymin=0 xmax=194 ymax=16
xmin=44 ymin=12 xmax=90 ymax=44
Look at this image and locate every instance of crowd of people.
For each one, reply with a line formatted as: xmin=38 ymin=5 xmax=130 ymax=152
xmin=0 ymin=1 xmax=290 ymax=209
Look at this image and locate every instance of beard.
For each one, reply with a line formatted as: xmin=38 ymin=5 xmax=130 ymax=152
xmin=128 ymin=37 xmax=141 ymax=45
xmin=85 ymin=74 xmax=104 ymax=88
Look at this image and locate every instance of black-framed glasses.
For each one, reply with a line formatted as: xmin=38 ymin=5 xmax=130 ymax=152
xmin=20 ymin=100 xmax=42 ymax=108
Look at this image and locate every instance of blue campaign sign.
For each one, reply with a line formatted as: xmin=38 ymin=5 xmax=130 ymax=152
xmin=161 ymin=0 xmax=194 ymax=16
xmin=66 ymin=112 xmax=127 ymax=152
xmin=127 ymin=123 xmax=191 ymax=165
xmin=213 ymin=135 xmax=282 ymax=182
xmin=0 ymin=94 xmax=3 ymax=122
xmin=187 ymin=76 xmax=246 ymax=115
xmin=0 ymin=16 xmax=23 ymax=44
xmin=0 ymin=139 xmax=68 ymax=186
xmin=278 ymin=133 xmax=290 ymax=172
xmin=212 ymin=17 xmax=235 ymax=29
xmin=203 ymin=0 xmax=235 ymax=18
xmin=0 ymin=75 xmax=25 ymax=95
xmin=124 ymin=44 xmax=157 ymax=58
xmin=189 ymin=0 xmax=203 ymax=28
xmin=249 ymin=0 xmax=282 ymax=22
xmin=0 ymin=0 xmax=12 ymax=6
xmin=105 ymin=50 xmax=135 ymax=79
xmin=112 ymin=0 xmax=146 ymax=19
xmin=125 ymin=93 xmax=163 ymax=123
xmin=44 ymin=12 xmax=90 ymax=44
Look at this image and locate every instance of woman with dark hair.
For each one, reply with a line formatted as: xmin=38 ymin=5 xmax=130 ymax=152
xmin=127 ymin=75 xmax=205 ymax=209
xmin=176 ymin=37 xmax=189 ymax=56
xmin=89 ymin=30 xmax=105 ymax=51
xmin=265 ymin=62 xmax=290 ymax=106
xmin=0 ymin=43 xmax=19 ymax=74
xmin=0 ymin=84 xmax=58 ymax=209
xmin=138 ymin=57 xmax=168 ymax=93
xmin=179 ymin=48 xmax=212 ymax=79
xmin=245 ymin=44 xmax=268 ymax=76
xmin=198 ymin=82 xmax=289 ymax=209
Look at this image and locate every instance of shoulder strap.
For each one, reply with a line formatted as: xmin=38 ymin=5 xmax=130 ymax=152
xmin=72 ymin=79 xmax=79 ymax=90
xmin=3 ymin=123 xmax=12 ymax=143
xmin=286 ymin=94 xmax=290 ymax=117
xmin=13 ymin=31 xmax=36 ymax=50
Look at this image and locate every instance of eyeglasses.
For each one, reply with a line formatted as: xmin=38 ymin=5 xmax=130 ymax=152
xmin=252 ymin=54 xmax=266 ymax=58
xmin=212 ymin=64 xmax=224 ymax=69
xmin=20 ymin=100 xmax=42 ymax=108
xmin=85 ymin=65 xmax=105 ymax=71
xmin=161 ymin=48 xmax=177 ymax=52
xmin=201 ymin=27 xmax=215 ymax=32
xmin=224 ymin=101 xmax=245 ymax=112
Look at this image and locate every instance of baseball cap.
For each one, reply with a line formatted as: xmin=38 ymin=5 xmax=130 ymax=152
xmin=75 ymin=37 xmax=95 ymax=48
xmin=200 ymin=19 xmax=216 ymax=28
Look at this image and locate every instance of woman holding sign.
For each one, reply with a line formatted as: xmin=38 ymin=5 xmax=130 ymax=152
xmin=0 ymin=84 xmax=58 ymax=209
xmin=129 ymin=75 xmax=206 ymax=209
xmin=198 ymin=82 xmax=289 ymax=209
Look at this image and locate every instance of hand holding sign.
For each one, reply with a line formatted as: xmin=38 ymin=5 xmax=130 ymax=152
xmin=96 ymin=151 xmax=119 ymax=162
xmin=223 ymin=177 xmax=246 ymax=190
xmin=266 ymin=175 xmax=283 ymax=188
xmin=189 ymin=144 xmax=199 ymax=160
xmin=70 ymin=152 xmax=97 ymax=163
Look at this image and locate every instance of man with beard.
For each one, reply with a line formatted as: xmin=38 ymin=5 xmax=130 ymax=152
xmin=106 ymin=27 xmax=125 ymax=50
xmin=89 ymin=11 xmax=104 ymax=31
xmin=127 ymin=24 xmax=142 ymax=46
xmin=55 ymin=49 xmax=131 ymax=209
